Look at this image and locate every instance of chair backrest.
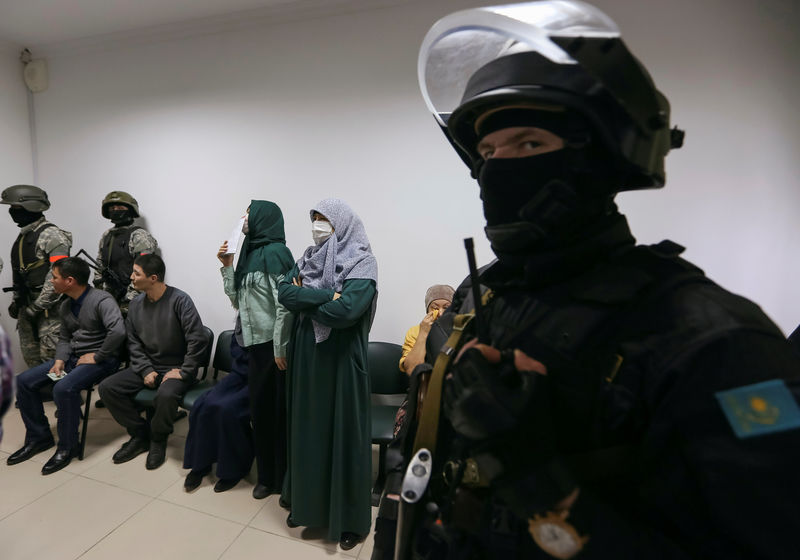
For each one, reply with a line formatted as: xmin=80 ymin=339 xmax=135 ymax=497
xmin=211 ymin=329 xmax=235 ymax=379
xmin=368 ymin=341 xmax=407 ymax=395
xmin=197 ymin=325 xmax=215 ymax=379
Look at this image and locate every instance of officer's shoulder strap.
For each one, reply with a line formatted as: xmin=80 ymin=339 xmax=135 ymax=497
xmin=18 ymin=220 xmax=56 ymax=241
xmin=411 ymin=291 xmax=492 ymax=457
xmin=412 ymin=312 xmax=473 ymax=455
xmin=110 ymin=224 xmax=143 ymax=237
xmin=34 ymin=221 xmax=56 ymax=233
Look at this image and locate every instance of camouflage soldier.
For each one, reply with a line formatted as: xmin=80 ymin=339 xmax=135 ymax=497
xmin=2 ymin=185 xmax=72 ymax=367
xmin=95 ymin=191 xmax=158 ymax=314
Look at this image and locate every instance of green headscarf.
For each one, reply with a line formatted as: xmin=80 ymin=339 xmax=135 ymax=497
xmin=234 ymin=200 xmax=294 ymax=290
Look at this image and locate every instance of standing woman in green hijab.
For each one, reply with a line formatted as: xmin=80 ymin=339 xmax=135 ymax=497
xmin=183 ymin=200 xmax=294 ymax=497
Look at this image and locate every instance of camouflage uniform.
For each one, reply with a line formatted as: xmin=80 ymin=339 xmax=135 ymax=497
xmin=95 ymin=226 xmax=158 ymax=313
xmin=12 ymin=217 xmax=72 ymax=367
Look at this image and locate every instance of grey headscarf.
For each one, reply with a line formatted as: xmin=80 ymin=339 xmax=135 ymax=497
xmin=297 ymin=198 xmax=378 ymax=342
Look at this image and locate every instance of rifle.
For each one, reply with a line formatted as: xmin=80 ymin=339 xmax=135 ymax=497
xmin=75 ymin=249 xmax=129 ymax=301
xmin=395 ymin=238 xmax=487 ymax=560
xmin=4 ymin=282 xmax=29 ymax=309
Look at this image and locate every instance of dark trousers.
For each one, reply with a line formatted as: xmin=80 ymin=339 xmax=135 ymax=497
xmin=16 ymin=355 xmax=120 ymax=451
xmin=183 ymin=336 xmax=253 ymax=479
xmin=248 ymin=341 xmax=287 ymax=490
xmin=98 ymin=368 xmax=190 ymax=441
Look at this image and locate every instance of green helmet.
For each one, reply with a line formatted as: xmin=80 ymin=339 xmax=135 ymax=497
xmin=101 ymin=190 xmax=140 ymax=218
xmin=0 ymin=184 xmax=50 ymax=211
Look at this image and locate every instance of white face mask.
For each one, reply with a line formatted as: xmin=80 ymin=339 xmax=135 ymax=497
xmin=312 ymin=219 xmax=333 ymax=245
xmin=241 ymin=214 xmax=249 ymax=234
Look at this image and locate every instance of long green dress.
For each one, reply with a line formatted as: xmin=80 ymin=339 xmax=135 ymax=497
xmin=278 ymin=265 xmax=375 ymax=540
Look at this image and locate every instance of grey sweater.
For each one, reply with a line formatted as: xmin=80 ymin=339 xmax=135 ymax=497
xmin=55 ymin=286 xmax=126 ymax=363
xmin=126 ymin=286 xmax=206 ymax=381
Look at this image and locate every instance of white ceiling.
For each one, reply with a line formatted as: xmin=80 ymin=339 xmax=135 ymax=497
xmin=0 ymin=0 xmax=404 ymax=51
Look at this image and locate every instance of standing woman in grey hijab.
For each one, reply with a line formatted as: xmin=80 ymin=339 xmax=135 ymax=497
xmin=278 ymin=198 xmax=377 ymax=551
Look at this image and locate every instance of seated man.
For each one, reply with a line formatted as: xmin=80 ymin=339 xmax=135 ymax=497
xmin=99 ymin=253 xmax=206 ymax=470
xmin=8 ymin=257 xmax=125 ymax=474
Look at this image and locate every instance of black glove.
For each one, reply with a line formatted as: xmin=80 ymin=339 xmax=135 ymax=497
xmin=8 ymin=300 xmax=19 ymax=319
xmin=444 ymin=347 xmax=576 ymax=517
xmin=444 ymin=347 xmax=545 ymax=441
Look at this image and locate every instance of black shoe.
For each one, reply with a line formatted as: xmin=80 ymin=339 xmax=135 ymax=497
xmin=286 ymin=513 xmax=300 ymax=528
xmin=339 ymin=532 xmax=363 ymax=551
xmin=213 ymin=478 xmax=240 ymax=493
xmin=112 ymin=436 xmax=150 ymax=464
xmin=7 ymin=439 xmax=55 ymax=465
xmin=41 ymin=448 xmax=75 ymax=475
xmin=145 ymin=441 xmax=167 ymax=470
xmin=184 ymin=467 xmax=210 ymax=492
xmin=278 ymin=496 xmax=291 ymax=510
xmin=252 ymin=483 xmax=273 ymax=500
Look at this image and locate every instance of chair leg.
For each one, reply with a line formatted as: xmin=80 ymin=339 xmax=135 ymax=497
xmin=79 ymin=387 xmax=93 ymax=460
xmin=372 ymin=443 xmax=388 ymax=506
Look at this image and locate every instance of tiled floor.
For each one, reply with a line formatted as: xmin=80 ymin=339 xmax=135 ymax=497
xmin=0 ymin=401 xmax=378 ymax=560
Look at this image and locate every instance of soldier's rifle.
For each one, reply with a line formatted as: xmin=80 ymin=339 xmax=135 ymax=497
xmin=394 ymin=238 xmax=487 ymax=559
xmin=75 ymin=249 xmax=129 ymax=301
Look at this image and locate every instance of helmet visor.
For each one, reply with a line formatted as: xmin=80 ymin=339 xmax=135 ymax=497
xmin=419 ymin=0 xmax=619 ymax=126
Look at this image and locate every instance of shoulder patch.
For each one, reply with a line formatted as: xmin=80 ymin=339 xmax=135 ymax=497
xmin=715 ymin=379 xmax=800 ymax=438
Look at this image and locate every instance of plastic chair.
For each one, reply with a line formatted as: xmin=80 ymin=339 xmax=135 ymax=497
xmin=369 ymin=341 xmax=407 ymax=503
xmin=133 ymin=325 xmax=214 ymax=414
xmin=181 ymin=329 xmax=234 ymax=410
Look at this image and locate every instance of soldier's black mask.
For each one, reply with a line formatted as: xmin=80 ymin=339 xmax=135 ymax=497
xmin=109 ymin=209 xmax=133 ymax=226
xmin=477 ymin=150 xmax=614 ymax=254
xmin=9 ymin=207 xmax=42 ymax=227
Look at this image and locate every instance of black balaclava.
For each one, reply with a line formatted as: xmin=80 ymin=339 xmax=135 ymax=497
xmin=9 ymin=207 xmax=43 ymax=227
xmin=473 ymin=108 xmax=620 ymax=257
xmin=108 ymin=206 xmax=134 ymax=227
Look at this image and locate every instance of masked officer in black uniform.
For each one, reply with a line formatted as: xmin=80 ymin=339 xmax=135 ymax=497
xmin=2 ymin=185 xmax=72 ymax=367
xmin=392 ymin=2 xmax=800 ymax=559
xmin=95 ymin=191 xmax=158 ymax=315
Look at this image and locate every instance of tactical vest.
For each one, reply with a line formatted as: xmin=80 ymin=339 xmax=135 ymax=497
xmin=101 ymin=225 xmax=141 ymax=296
xmin=11 ymin=222 xmax=57 ymax=292
xmin=402 ymin=241 xmax=785 ymax=560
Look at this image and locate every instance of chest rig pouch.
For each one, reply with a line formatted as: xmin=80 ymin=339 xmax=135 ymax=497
xmin=101 ymin=225 xmax=141 ymax=300
xmin=11 ymin=222 xmax=57 ymax=297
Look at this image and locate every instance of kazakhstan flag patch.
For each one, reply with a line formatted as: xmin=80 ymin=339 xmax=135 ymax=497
xmin=715 ymin=379 xmax=800 ymax=438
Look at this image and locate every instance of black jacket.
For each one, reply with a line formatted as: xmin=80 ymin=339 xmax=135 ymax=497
xmin=430 ymin=216 xmax=800 ymax=559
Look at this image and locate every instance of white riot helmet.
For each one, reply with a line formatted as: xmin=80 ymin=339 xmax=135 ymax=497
xmin=419 ymin=0 xmax=684 ymax=190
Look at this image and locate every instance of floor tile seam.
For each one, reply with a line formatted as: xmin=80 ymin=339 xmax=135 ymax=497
xmin=0 ymin=470 xmax=79 ymax=523
xmin=215 ymin=523 xmax=250 ymax=560
xmin=155 ymin=491 xmax=263 ymax=526
xmin=75 ymin=470 xmax=175 ymax=499
xmin=152 ymin=494 xmax=251 ymax=527
xmin=244 ymin=498 xmax=270 ymax=526
xmin=246 ymin=525 xmax=350 ymax=555
xmin=72 ymin=494 xmax=159 ymax=560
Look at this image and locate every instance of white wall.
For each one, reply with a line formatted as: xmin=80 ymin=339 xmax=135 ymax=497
xmin=14 ymin=0 xmax=800 ymax=369
xmin=604 ymin=0 xmax=800 ymax=335
xmin=0 ymin=43 xmax=35 ymax=368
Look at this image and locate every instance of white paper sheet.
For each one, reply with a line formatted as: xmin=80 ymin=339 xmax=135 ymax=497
xmin=226 ymin=216 xmax=246 ymax=254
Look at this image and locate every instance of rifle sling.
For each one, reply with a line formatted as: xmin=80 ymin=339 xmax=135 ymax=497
xmin=412 ymin=313 xmax=474 ymax=456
